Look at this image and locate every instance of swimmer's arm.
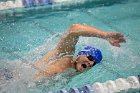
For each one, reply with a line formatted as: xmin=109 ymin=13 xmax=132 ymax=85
xmin=32 ymin=64 xmax=63 ymax=80
xmin=68 ymin=24 xmax=108 ymax=39
xmin=68 ymin=24 xmax=125 ymax=43
xmin=32 ymin=70 xmax=54 ymax=81
xmin=32 ymin=70 xmax=46 ymax=81
xmin=33 ymin=49 xmax=59 ymax=68
xmin=32 ymin=67 xmax=55 ymax=80
xmin=56 ymin=24 xmax=126 ymax=53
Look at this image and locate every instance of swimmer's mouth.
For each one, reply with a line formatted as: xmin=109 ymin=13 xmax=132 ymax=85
xmin=76 ymin=64 xmax=87 ymax=72
xmin=81 ymin=64 xmax=87 ymax=68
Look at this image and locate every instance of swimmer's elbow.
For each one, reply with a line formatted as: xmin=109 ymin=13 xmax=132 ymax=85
xmin=68 ymin=24 xmax=82 ymax=32
xmin=71 ymin=24 xmax=82 ymax=28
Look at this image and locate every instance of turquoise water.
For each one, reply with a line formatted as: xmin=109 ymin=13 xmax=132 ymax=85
xmin=0 ymin=0 xmax=140 ymax=93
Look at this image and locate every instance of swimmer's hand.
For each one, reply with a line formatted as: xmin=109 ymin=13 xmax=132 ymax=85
xmin=106 ymin=32 xmax=126 ymax=47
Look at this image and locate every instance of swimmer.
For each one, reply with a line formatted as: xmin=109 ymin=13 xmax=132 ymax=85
xmin=33 ymin=24 xmax=126 ymax=80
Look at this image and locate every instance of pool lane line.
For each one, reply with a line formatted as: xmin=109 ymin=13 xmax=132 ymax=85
xmin=48 ymin=75 xmax=140 ymax=93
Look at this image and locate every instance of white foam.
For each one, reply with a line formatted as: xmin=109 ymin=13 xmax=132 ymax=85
xmin=0 ymin=59 xmax=39 ymax=93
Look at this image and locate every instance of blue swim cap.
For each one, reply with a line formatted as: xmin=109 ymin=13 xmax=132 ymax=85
xmin=78 ymin=46 xmax=102 ymax=64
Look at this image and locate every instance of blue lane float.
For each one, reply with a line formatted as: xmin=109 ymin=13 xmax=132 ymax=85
xmin=69 ymin=87 xmax=79 ymax=93
xmin=22 ymin=0 xmax=53 ymax=7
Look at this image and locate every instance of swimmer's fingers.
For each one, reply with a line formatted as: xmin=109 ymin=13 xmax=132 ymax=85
xmin=107 ymin=32 xmax=126 ymax=47
xmin=114 ymin=32 xmax=126 ymax=43
xmin=107 ymin=32 xmax=125 ymax=40
xmin=109 ymin=40 xmax=121 ymax=47
xmin=118 ymin=36 xmax=126 ymax=43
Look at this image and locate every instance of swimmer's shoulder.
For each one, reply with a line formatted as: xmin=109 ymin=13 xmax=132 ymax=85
xmin=33 ymin=49 xmax=60 ymax=68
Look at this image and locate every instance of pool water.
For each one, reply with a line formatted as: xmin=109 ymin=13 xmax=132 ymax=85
xmin=0 ymin=0 xmax=140 ymax=93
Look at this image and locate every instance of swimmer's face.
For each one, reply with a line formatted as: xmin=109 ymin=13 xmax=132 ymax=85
xmin=74 ymin=55 xmax=96 ymax=72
